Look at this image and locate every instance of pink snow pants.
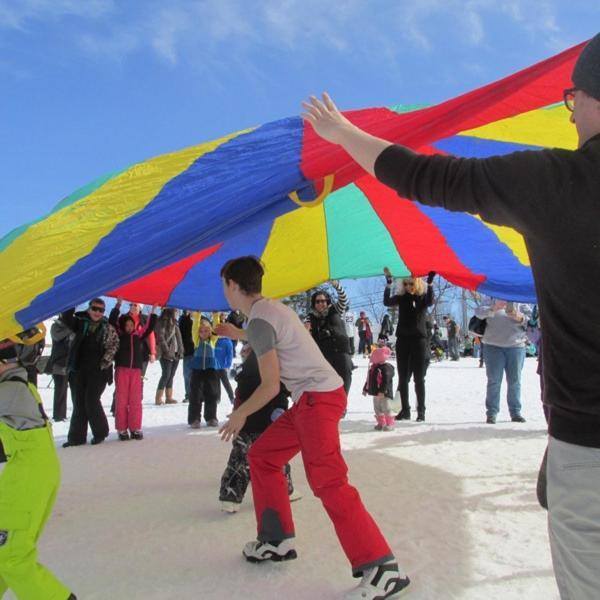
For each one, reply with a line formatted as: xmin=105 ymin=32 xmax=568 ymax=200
xmin=247 ymin=386 xmax=394 ymax=575
xmin=114 ymin=367 xmax=143 ymax=432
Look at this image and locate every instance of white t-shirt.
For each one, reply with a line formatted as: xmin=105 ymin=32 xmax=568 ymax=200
xmin=343 ymin=311 xmax=356 ymax=338
xmin=247 ymin=298 xmax=343 ymax=402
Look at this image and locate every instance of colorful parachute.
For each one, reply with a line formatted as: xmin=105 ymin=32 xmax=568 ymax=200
xmin=0 ymin=40 xmax=585 ymax=339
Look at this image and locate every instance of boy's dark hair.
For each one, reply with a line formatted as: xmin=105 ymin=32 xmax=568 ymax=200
xmin=89 ymin=297 xmax=105 ymax=306
xmin=118 ymin=314 xmax=135 ymax=330
xmin=220 ymin=257 xmax=264 ymax=295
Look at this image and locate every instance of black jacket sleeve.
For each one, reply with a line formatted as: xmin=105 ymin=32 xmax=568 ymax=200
xmin=374 ymin=144 xmax=573 ymax=235
xmin=383 ymin=286 xmax=401 ymax=307
xmin=108 ymin=307 xmax=120 ymax=328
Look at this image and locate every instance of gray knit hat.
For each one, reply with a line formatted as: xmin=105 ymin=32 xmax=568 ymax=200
xmin=573 ymin=33 xmax=600 ymax=101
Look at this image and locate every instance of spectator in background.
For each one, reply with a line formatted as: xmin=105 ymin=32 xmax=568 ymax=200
xmin=214 ymin=315 xmax=235 ymax=403
xmin=306 ymin=281 xmax=353 ymax=394
xmin=356 ymin=311 xmax=373 ymax=357
xmin=343 ymin=306 xmax=356 ymax=355
xmin=383 ymin=268 xmax=435 ymax=422
xmin=155 ymin=308 xmax=184 ymax=405
xmin=189 ymin=316 xmax=221 ymax=428
xmin=114 ymin=299 xmax=156 ymax=377
xmin=475 ymin=300 xmax=528 ymax=424
xmin=14 ymin=332 xmax=45 ymax=386
xmin=47 ymin=315 xmax=75 ymax=422
xmin=61 ymin=298 xmax=119 ymax=447
xmin=178 ymin=310 xmax=195 ymax=403
xmin=379 ymin=312 xmax=394 ymax=344
xmin=444 ymin=316 xmax=460 ymax=361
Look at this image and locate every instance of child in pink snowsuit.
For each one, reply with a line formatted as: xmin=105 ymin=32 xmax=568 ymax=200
xmin=363 ymin=346 xmax=396 ymax=431
xmin=109 ymin=305 xmax=156 ymax=440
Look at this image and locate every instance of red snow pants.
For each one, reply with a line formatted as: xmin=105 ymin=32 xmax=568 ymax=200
xmin=114 ymin=367 xmax=143 ymax=432
xmin=247 ymin=386 xmax=394 ymax=575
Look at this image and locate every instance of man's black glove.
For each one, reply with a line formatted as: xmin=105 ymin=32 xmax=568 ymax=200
xmin=383 ymin=267 xmax=393 ymax=284
xmin=427 ymin=271 xmax=436 ymax=285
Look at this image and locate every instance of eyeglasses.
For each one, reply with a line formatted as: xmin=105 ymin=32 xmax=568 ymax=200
xmin=315 ymin=299 xmax=328 ymax=304
xmin=90 ymin=306 xmax=105 ymax=313
xmin=403 ymin=281 xmax=415 ymax=287
xmin=563 ymin=87 xmax=577 ymax=112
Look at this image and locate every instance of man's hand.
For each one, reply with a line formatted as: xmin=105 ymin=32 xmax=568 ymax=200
xmin=383 ymin=267 xmax=393 ymax=284
xmin=219 ymin=410 xmax=247 ymax=442
xmin=149 ymin=354 xmax=156 ymax=363
xmin=215 ymin=322 xmax=243 ymax=339
xmin=301 ymin=93 xmax=356 ymax=145
xmin=427 ymin=271 xmax=436 ymax=285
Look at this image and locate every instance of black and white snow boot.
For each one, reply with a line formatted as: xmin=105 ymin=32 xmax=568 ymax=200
xmin=243 ymin=539 xmax=297 ymax=563
xmin=346 ymin=560 xmax=410 ymax=599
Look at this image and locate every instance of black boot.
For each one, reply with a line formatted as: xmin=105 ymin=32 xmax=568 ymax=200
xmin=395 ymin=408 xmax=411 ymax=421
xmin=416 ymin=412 xmax=425 ymax=422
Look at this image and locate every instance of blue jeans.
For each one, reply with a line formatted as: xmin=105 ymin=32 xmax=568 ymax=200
xmin=484 ymin=344 xmax=526 ymax=417
xmin=183 ymin=355 xmax=194 ymax=399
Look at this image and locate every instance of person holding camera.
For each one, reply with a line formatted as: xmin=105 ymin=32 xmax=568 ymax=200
xmin=305 ymin=281 xmax=353 ymax=395
xmin=475 ymin=300 xmax=528 ymax=424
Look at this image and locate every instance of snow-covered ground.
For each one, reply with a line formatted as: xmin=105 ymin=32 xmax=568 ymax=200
xmin=7 ymin=355 xmax=556 ymax=599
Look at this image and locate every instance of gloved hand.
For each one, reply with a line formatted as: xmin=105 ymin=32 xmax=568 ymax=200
xmin=383 ymin=267 xmax=393 ymax=284
xmin=427 ymin=271 xmax=436 ymax=284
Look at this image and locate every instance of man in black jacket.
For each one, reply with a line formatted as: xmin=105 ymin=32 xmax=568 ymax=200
xmin=302 ymin=33 xmax=600 ymax=599
xmin=61 ymin=298 xmax=119 ymax=447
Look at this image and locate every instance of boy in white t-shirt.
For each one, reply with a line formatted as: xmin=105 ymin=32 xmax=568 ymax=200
xmin=217 ymin=256 xmax=409 ymax=600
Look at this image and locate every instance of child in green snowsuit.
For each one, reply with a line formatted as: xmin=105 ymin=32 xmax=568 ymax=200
xmin=0 ymin=343 xmax=75 ymax=600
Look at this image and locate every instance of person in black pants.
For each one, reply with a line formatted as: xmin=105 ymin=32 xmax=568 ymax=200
xmin=60 ymin=299 xmax=119 ymax=447
xmin=219 ymin=344 xmax=298 ymax=512
xmin=47 ymin=316 xmax=75 ymax=421
xmin=383 ymin=269 xmax=435 ymax=422
xmin=188 ymin=317 xmax=221 ymax=427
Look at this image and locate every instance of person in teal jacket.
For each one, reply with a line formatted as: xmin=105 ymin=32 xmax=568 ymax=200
xmin=0 ymin=340 xmax=76 ymax=600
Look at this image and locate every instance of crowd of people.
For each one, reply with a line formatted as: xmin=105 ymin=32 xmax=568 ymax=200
xmin=1 ymin=32 xmax=599 ymax=600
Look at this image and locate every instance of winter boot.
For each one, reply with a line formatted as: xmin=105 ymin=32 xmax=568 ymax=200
xmin=346 ymin=560 xmax=410 ymax=599
xmin=395 ymin=408 xmax=411 ymax=421
xmin=118 ymin=430 xmax=130 ymax=441
xmin=383 ymin=415 xmax=395 ymax=431
xmin=165 ymin=388 xmax=178 ymax=404
xmin=374 ymin=414 xmax=386 ymax=431
xmin=221 ymin=501 xmax=241 ymax=513
xmin=416 ymin=411 xmax=425 ymax=422
xmin=155 ymin=389 xmax=164 ymax=405
xmin=243 ymin=539 xmax=297 ymax=563
xmin=130 ymin=430 xmax=144 ymax=440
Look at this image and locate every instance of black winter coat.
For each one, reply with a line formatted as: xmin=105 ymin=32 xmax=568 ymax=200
xmin=363 ymin=362 xmax=395 ymax=399
xmin=234 ymin=351 xmax=289 ymax=435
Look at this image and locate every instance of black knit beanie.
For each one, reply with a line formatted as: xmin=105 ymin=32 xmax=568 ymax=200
xmin=573 ymin=33 xmax=600 ymax=101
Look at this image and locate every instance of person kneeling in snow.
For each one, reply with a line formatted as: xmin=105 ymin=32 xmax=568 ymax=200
xmin=363 ymin=347 xmax=395 ymax=432
xmin=219 ymin=343 xmax=300 ymax=513
xmin=0 ymin=339 xmax=77 ymax=600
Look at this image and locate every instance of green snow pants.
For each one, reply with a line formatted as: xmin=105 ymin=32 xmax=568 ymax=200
xmin=0 ymin=421 xmax=71 ymax=599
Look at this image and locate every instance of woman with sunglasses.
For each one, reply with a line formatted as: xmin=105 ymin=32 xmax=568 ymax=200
xmin=60 ymin=298 xmax=119 ymax=446
xmin=383 ymin=269 xmax=435 ymax=421
xmin=305 ymin=281 xmax=353 ymax=394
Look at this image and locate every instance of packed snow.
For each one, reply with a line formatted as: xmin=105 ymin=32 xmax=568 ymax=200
xmin=7 ymin=355 xmax=556 ymax=599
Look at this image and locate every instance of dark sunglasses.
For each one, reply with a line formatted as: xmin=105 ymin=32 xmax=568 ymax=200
xmin=403 ymin=281 xmax=415 ymax=287
xmin=90 ymin=305 xmax=105 ymax=313
xmin=315 ymin=299 xmax=328 ymax=304
xmin=563 ymin=87 xmax=577 ymax=112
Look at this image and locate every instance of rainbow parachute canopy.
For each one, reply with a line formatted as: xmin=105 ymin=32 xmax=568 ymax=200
xmin=0 ymin=40 xmax=586 ymax=339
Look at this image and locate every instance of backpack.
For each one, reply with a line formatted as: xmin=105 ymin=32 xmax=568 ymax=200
xmin=468 ymin=315 xmax=487 ymax=337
